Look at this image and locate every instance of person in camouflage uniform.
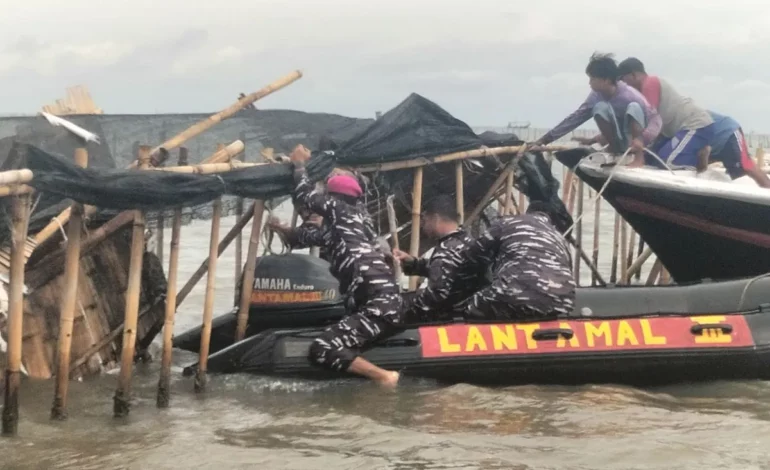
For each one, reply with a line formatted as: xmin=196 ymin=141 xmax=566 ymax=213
xmin=451 ymin=201 xmax=576 ymax=320
xmin=290 ymin=146 xmax=402 ymax=388
xmin=394 ymin=195 xmax=488 ymax=323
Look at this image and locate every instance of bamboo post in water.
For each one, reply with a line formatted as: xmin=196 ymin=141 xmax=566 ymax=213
xmin=386 ymin=196 xmax=402 ymax=282
xmin=409 ymin=167 xmax=424 ymax=291
xmin=619 ymin=220 xmax=629 ymax=285
xmin=573 ymin=181 xmax=584 ymax=284
xmin=610 ymin=214 xmax=620 ymax=283
xmin=2 ymin=192 xmax=31 ymax=436
xmin=194 ymin=195 xmax=222 ymax=393
xmin=113 ymin=146 xmax=150 ymax=418
xmin=455 ymin=161 xmax=464 ymax=224
xmin=156 ymin=148 xmax=187 ymax=409
xmin=591 ymin=197 xmax=601 ymax=286
xmin=50 ymin=148 xmax=88 ymax=421
xmin=235 ymin=201 xmax=266 ymax=341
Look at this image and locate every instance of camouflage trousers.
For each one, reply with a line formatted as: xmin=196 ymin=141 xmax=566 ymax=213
xmin=308 ymin=291 xmax=402 ymax=372
xmin=463 ymin=276 xmax=575 ymax=321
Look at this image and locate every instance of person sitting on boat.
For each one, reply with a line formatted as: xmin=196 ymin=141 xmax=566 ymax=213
xmin=290 ymin=146 xmax=403 ymax=389
xmin=616 ymin=57 xmax=718 ymax=170
xmin=704 ymin=112 xmax=770 ymax=188
xmin=449 ymin=202 xmax=576 ymax=320
xmin=393 ymin=195 xmax=488 ymax=323
xmin=530 ymin=52 xmax=662 ymax=168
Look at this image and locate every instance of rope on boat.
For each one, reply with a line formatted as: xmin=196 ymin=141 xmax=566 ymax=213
xmin=260 ymin=206 xmax=289 ymax=256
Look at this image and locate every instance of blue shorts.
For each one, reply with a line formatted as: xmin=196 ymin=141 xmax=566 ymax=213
xmin=647 ymin=126 xmax=714 ymax=168
xmin=711 ymin=128 xmax=756 ymax=179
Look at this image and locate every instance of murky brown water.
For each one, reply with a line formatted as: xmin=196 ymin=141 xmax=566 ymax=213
xmin=0 ymin=200 xmax=769 ymax=469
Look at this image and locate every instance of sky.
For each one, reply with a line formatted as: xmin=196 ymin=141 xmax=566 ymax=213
xmin=3 ymin=0 xmax=770 ymax=131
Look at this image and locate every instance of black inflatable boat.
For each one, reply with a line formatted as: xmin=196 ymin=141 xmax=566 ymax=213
xmin=177 ymin=253 xmax=770 ymax=386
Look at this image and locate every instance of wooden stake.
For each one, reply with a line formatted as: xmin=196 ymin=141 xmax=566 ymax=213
xmin=591 ymin=197 xmax=601 ymax=286
xmin=235 ymin=200 xmax=266 ymax=341
xmin=113 ymin=146 xmax=150 ymax=418
xmin=234 ymin=148 xmax=246 ymax=305
xmin=626 ymin=230 xmax=637 ymax=277
xmin=610 ymin=213 xmax=620 ymax=283
xmin=2 ymin=192 xmax=31 ymax=436
xmin=646 ymin=259 xmax=663 ymax=285
xmin=455 ymin=161 xmax=464 ymax=224
xmin=194 ymin=196 xmax=222 ymax=393
xmin=156 ymin=148 xmax=187 ymax=409
xmin=409 ymin=167 xmax=424 ymax=291
xmin=625 ymin=246 xmax=653 ymax=281
xmin=50 ymin=148 xmax=88 ymax=421
xmin=573 ymin=181 xmax=584 ymax=284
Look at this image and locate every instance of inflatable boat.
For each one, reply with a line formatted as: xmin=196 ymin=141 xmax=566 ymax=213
xmin=177 ymin=253 xmax=770 ymax=386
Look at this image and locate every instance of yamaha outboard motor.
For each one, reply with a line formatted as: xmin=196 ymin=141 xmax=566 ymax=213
xmin=173 ymin=253 xmax=346 ymax=354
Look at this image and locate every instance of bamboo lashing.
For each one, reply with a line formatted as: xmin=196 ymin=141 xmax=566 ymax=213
xmin=409 ymin=167 xmax=424 ymax=291
xmin=147 ymin=70 xmax=302 ymax=160
xmin=194 ymin=194 xmax=222 ymax=393
xmin=157 ymin=148 xmax=187 ymax=409
xmin=50 ymin=148 xmax=88 ymax=421
xmin=354 ymin=144 xmax=571 ymax=173
xmin=1 ymin=192 xmax=31 ymax=436
xmin=235 ymin=200 xmax=266 ymax=341
xmin=113 ymin=147 xmax=150 ymax=418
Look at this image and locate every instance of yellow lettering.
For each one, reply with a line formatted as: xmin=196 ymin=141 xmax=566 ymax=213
xmin=437 ymin=328 xmax=461 ymax=353
xmin=465 ymin=326 xmax=489 ymax=352
xmin=585 ymin=322 xmax=613 ymax=347
xmin=491 ymin=325 xmax=518 ymax=351
xmin=616 ymin=321 xmax=640 ymax=346
xmin=690 ymin=316 xmax=732 ymax=344
xmin=515 ymin=324 xmax=540 ymax=350
xmin=640 ymin=319 xmax=667 ymax=345
xmin=556 ymin=322 xmax=579 ymax=348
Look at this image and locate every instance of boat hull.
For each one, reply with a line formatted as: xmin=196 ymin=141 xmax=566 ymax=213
xmin=555 ymin=148 xmax=770 ymax=283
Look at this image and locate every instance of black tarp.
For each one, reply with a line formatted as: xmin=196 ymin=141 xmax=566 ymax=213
xmin=332 ymin=93 xmax=485 ymax=165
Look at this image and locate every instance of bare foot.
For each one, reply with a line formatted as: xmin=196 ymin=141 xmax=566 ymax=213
xmin=376 ymin=370 xmax=400 ymax=390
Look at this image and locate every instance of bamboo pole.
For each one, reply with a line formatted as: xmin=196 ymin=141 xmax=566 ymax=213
xmin=626 ymin=230 xmax=637 ymax=276
xmin=354 ymin=144 xmax=571 ymax=173
xmin=409 ymin=167 xmax=424 ymax=291
xmin=0 ymin=185 xmax=34 ymax=198
xmin=465 ymin=157 xmax=521 ymax=226
xmin=194 ymin=196 xmax=222 ymax=393
xmin=610 ymin=213 xmax=620 ymax=283
xmin=591 ymin=197 xmax=601 ymax=286
xmin=0 ymin=169 xmax=33 ymax=186
xmin=176 ymin=202 xmax=256 ymax=310
xmin=659 ymin=267 xmax=671 ymax=285
xmin=619 ymin=220 xmax=629 ymax=285
xmin=386 ymin=196 xmax=402 ymax=282
xmin=503 ymin=172 xmax=514 ymax=216
xmin=635 ymin=239 xmax=645 ymax=281
xmin=147 ymin=70 xmax=302 ymax=159
xmin=573 ymin=181 xmax=584 ymax=284
xmin=113 ymin=146 xmax=150 ymax=418
xmin=234 ymin=148 xmax=246 ymax=306
xmin=235 ymin=200 xmax=266 ymax=341
xmin=646 ymin=259 xmax=663 ymax=285
xmin=155 ymin=142 xmax=165 ymax=263
xmin=50 ymin=148 xmax=88 ymax=421
xmin=156 ymin=148 xmax=187 ymax=409
xmin=625 ymin=246 xmax=653 ymax=281
xmin=2 ymin=192 xmax=31 ymax=436
xmin=455 ymin=161 xmax=464 ymax=224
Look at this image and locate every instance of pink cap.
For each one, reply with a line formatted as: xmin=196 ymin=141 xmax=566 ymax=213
xmin=327 ymin=174 xmax=363 ymax=198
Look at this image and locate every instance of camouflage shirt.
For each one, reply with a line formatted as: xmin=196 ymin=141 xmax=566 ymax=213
xmin=403 ymin=229 xmax=488 ymax=321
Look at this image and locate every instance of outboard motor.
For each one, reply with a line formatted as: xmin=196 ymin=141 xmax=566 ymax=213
xmin=173 ymin=253 xmax=346 ymax=354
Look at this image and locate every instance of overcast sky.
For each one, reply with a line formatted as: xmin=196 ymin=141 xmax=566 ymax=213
xmin=3 ymin=0 xmax=770 ymax=131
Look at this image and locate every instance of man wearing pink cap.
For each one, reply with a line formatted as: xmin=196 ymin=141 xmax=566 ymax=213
xmin=290 ymin=147 xmax=403 ymax=389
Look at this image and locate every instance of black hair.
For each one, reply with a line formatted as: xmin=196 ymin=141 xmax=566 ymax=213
xmin=617 ymin=57 xmax=646 ymax=77
xmin=585 ymin=52 xmax=618 ymax=83
xmin=423 ymin=195 xmax=459 ymax=222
